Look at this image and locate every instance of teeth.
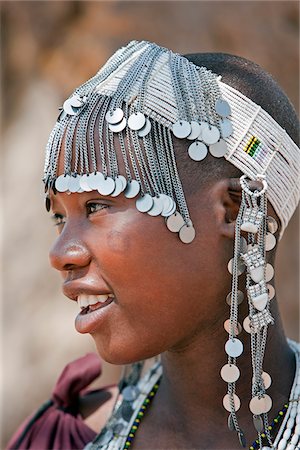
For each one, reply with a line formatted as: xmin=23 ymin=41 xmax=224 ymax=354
xmin=77 ymin=294 xmax=114 ymax=309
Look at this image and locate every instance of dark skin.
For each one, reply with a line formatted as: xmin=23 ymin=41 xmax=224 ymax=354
xmin=49 ymin=153 xmax=295 ymax=449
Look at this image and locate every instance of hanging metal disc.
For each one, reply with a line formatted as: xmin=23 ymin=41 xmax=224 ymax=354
xmin=243 ymin=316 xmax=252 ymax=333
xmin=161 ymin=199 xmax=176 ymax=217
xmin=227 ymin=258 xmax=245 ymax=276
xmin=117 ymin=175 xmax=127 ymax=191
xmin=201 ymin=123 xmax=220 ymax=145
xmin=138 ymin=118 xmax=151 ymax=137
xmin=68 ymin=175 xmax=81 ymax=193
xmin=227 ymin=414 xmax=235 ymax=431
xmin=266 ymin=263 xmax=274 ymax=282
xmin=253 ymin=415 xmax=264 ymax=433
xmin=209 ymin=139 xmax=228 ymax=158
xmin=79 ymin=174 xmax=93 ymax=192
xmin=159 ymin=194 xmax=173 ymax=216
xmin=220 ymin=118 xmax=233 ymax=138
xmin=179 ymin=224 xmax=196 ymax=244
xmin=220 ymin=363 xmax=240 ymax=383
xmin=249 ymin=395 xmax=272 ymax=415
xmin=96 ymin=428 xmax=114 ymax=446
xmin=226 ymin=290 xmax=244 ymax=306
xmin=122 ymin=385 xmax=140 ymax=402
xmin=136 ymin=193 xmax=154 ymax=213
xmin=97 ymin=176 xmax=116 ymax=196
xmin=128 ymin=112 xmax=146 ymax=131
xmin=238 ymin=430 xmax=247 ymax=448
xmin=225 ymin=338 xmax=243 ymax=357
xmin=262 ymin=371 xmax=272 ymax=389
xmin=63 ymin=98 xmax=77 ymax=116
xmin=266 ymin=232 xmax=276 ymax=251
xmin=55 ymin=174 xmax=70 ymax=192
xmin=223 ymin=393 xmax=241 ymax=412
xmin=223 ymin=319 xmax=242 ymax=335
xmin=147 ymin=195 xmax=164 ymax=216
xmin=121 ymin=402 xmax=134 ymax=422
xmin=267 ymin=283 xmax=275 ymax=300
xmin=215 ymin=98 xmax=231 ymax=117
xmin=188 ymin=141 xmax=208 ymax=161
xmin=267 ymin=216 xmax=278 ymax=234
xmin=166 ymin=212 xmax=185 ymax=233
xmin=105 ymin=108 xmax=124 ymax=125
xmin=124 ymin=180 xmax=140 ymax=198
xmin=187 ymin=121 xmax=201 ymax=140
xmin=109 ymin=117 xmax=127 ymax=133
xmin=69 ymin=93 xmax=84 ymax=107
xmin=110 ymin=176 xmax=124 ymax=197
xmin=172 ymin=120 xmax=191 ymax=139
xmin=87 ymin=172 xmax=104 ymax=190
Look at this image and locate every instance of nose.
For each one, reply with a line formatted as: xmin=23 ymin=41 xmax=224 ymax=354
xmin=49 ymin=230 xmax=91 ymax=272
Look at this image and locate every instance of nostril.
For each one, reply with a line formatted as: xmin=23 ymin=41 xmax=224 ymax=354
xmin=49 ymin=240 xmax=91 ymax=272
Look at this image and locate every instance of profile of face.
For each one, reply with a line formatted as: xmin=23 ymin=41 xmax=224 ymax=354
xmin=49 ymin=137 xmax=235 ymax=366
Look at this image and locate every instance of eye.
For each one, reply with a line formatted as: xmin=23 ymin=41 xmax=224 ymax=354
xmin=51 ymin=213 xmax=65 ymax=227
xmin=86 ymin=202 xmax=109 ymax=215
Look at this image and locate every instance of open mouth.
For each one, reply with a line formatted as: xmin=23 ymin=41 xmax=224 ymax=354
xmin=79 ymin=297 xmax=114 ymax=314
xmin=77 ymin=293 xmax=115 ymax=315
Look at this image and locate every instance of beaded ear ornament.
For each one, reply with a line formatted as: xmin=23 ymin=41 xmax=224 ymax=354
xmin=222 ymin=173 xmax=280 ymax=448
xmin=44 ymin=41 xmax=233 ymax=244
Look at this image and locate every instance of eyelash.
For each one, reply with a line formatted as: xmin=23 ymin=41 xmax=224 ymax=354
xmin=51 ymin=203 xmax=108 ymax=227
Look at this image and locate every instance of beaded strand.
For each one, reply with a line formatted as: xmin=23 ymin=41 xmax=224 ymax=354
xmin=249 ymin=403 xmax=288 ymax=449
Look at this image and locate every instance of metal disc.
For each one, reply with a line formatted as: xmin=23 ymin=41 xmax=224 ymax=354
xmin=267 ymin=216 xmax=278 ymax=234
xmin=262 ymin=371 xmax=272 ymax=389
xmin=87 ymin=172 xmax=104 ymax=190
xmin=96 ymin=428 xmax=114 ymax=446
xmin=55 ymin=174 xmax=70 ymax=192
xmin=223 ymin=393 xmax=241 ymax=412
xmin=266 ymin=263 xmax=274 ymax=282
xmin=68 ymin=175 xmax=81 ymax=193
xmin=124 ymin=180 xmax=140 ymax=198
xmin=105 ymin=108 xmax=124 ymax=125
xmin=238 ymin=430 xmax=247 ymax=448
xmin=215 ymin=98 xmax=231 ymax=117
xmin=147 ymin=195 xmax=164 ymax=216
xmin=253 ymin=415 xmax=264 ymax=433
xmin=188 ymin=141 xmax=208 ymax=161
xmin=136 ymin=193 xmax=154 ymax=213
xmin=240 ymin=237 xmax=248 ymax=253
xmin=243 ymin=316 xmax=252 ymax=334
xmin=128 ymin=112 xmax=146 ymax=131
xmin=122 ymin=385 xmax=140 ymax=402
xmin=109 ymin=117 xmax=127 ymax=133
xmin=160 ymin=194 xmax=173 ymax=215
xmin=63 ymin=98 xmax=77 ymax=116
xmin=172 ymin=120 xmax=191 ymax=139
xmin=187 ymin=121 xmax=201 ymax=140
xmin=220 ymin=364 xmax=240 ymax=383
xmin=69 ymin=93 xmax=84 ymax=107
xmin=249 ymin=395 xmax=272 ymax=415
xmin=121 ymin=402 xmax=134 ymax=422
xmin=117 ymin=175 xmax=127 ymax=191
xmin=226 ymin=290 xmax=244 ymax=306
xmin=209 ymin=139 xmax=228 ymax=158
xmin=266 ymin=232 xmax=276 ymax=251
xmin=220 ymin=118 xmax=233 ymax=138
xmin=112 ymin=422 xmax=124 ymax=435
xmin=225 ymin=338 xmax=243 ymax=357
xmin=79 ymin=174 xmax=93 ymax=192
xmin=98 ymin=176 xmax=115 ymax=196
xmin=138 ymin=118 xmax=151 ymax=137
xmin=166 ymin=212 xmax=185 ymax=232
xmin=162 ymin=200 xmax=177 ymax=217
xmin=179 ymin=224 xmax=196 ymax=244
xmin=227 ymin=414 xmax=235 ymax=431
xmin=227 ymin=258 xmax=245 ymax=276
xmin=110 ymin=176 xmax=124 ymax=197
xmin=223 ymin=319 xmax=242 ymax=335
xmin=267 ymin=284 xmax=275 ymax=300
xmin=201 ymin=123 xmax=220 ymax=145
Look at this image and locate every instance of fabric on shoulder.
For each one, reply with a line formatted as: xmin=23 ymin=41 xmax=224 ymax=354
xmin=6 ymin=353 xmax=102 ymax=450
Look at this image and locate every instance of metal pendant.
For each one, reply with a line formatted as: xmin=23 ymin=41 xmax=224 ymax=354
xmin=122 ymin=385 xmax=140 ymax=402
xmin=267 ymin=283 xmax=275 ymax=300
xmin=55 ymin=174 xmax=70 ymax=192
xmin=147 ymin=195 xmax=164 ymax=216
xmin=121 ymin=402 xmax=134 ymax=422
xmin=227 ymin=413 xmax=235 ymax=431
xmin=220 ymin=363 xmax=240 ymax=383
xmin=267 ymin=216 xmax=278 ymax=234
xmin=136 ymin=193 xmax=154 ymax=213
xmin=253 ymin=414 xmax=264 ymax=433
xmin=215 ymin=98 xmax=231 ymax=117
xmin=98 ymin=176 xmax=115 ymax=196
xmin=225 ymin=338 xmax=243 ymax=357
xmin=87 ymin=172 xmax=104 ymax=190
xmin=226 ymin=290 xmax=244 ymax=306
xmin=252 ymin=293 xmax=268 ymax=311
xmin=138 ymin=118 xmax=151 ymax=137
xmin=124 ymin=180 xmax=140 ymax=198
xmin=188 ymin=141 xmax=208 ymax=161
xmin=128 ymin=112 xmax=146 ymax=131
xmin=179 ymin=224 xmax=196 ymax=244
xmin=220 ymin=118 xmax=233 ymax=138
xmin=243 ymin=316 xmax=251 ymax=333
xmin=63 ymin=94 xmax=85 ymax=116
xmin=172 ymin=120 xmax=191 ymax=139
xmin=227 ymin=258 xmax=245 ymax=276
xmin=223 ymin=319 xmax=242 ymax=335
xmin=160 ymin=194 xmax=174 ymax=216
xmin=108 ymin=117 xmax=127 ymax=133
xmin=262 ymin=371 xmax=272 ymax=389
xmin=45 ymin=196 xmax=51 ymax=212
xmin=79 ymin=174 xmax=93 ymax=192
xmin=249 ymin=394 xmax=272 ymax=414
xmin=201 ymin=123 xmax=220 ymax=145
xmin=110 ymin=176 xmax=125 ymax=197
xmin=105 ymin=108 xmax=124 ymax=125
xmin=238 ymin=430 xmax=247 ymax=448
xmin=68 ymin=175 xmax=81 ymax=193
xmin=266 ymin=263 xmax=274 ymax=282
xmin=223 ymin=393 xmax=241 ymax=412
xmin=95 ymin=428 xmax=114 ymax=446
xmin=266 ymin=232 xmax=276 ymax=251
xmin=112 ymin=422 xmax=124 ymax=435
xmin=209 ymin=139 xmax=228 ymax=158
xmin=187 ymin=121 xmax=201 ymax=140
xmin=166 ymin=212 xmax=185 ymax=233
xmin=161 ymin=198 xmax=176 ymax=217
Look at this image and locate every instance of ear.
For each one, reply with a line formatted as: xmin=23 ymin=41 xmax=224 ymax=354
xmin=211 ymin=178 xmax=242 ymax=240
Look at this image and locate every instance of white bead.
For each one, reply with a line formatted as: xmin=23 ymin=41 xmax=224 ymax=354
xmin=262 ymin=447 xmax=272 ymax=450
xmin=287 ymin=417 xmax=295 ymax=429
xmin=295 ymin=385 xmax=300 ymax=396
xmin=294 ymin=423 xmax=300 ymax=435
xmin=291 ymin=406 xmax=297 ymax=418
xmin=296 ymin=413 xmax=300 ymax=424
xmin=286 ymin=444 xmax=295 ymax=450
xmin=291 ymin=433 xmax=299 ymax=445
xmin=283 ymin=428 xmax=292 ymax=440
xmin=278 ymin=438 xmax=287 ymax=450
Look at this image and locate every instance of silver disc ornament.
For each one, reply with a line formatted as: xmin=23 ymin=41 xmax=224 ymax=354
xmin=138 ymin=118 xmax=151 ymax=137
xmin=55 ymin=174 xmax=71 ymax=192
xmin=110 ymin=176 xmax=126 ymax=197
xmin=136 ymin=193 xmax=154 ymax=213
xmin=187 ymin=121 xmax=201 ymax=140
xmin=220 ymin=119 xmax=233 ymax=139
xmin=166 ymin=212 xmax=185 ymax=233
xmin=179 ymin=224 xmax=196 ymax=244
xmin=147 ymin=195 xmax=164 ymax=216
xmin=172 ymin=120 xmax=191 ymax=139
xmin=122 ymin=385 xmax=140 ymax=402
xmin=124 ymin=180 xmax=140 ymax=198
xmin=188 ymin=141 xmax=208 ymax=161
xmin=215 ymin=98 xmax=231 ymax=117
xmin=159 ymin=194 xmax=173 ymax=216
xmin=225 ymin=338 xmax=243 ymax=357
xmin=226 ymin=290 xmax=244 ymax=306
xmin=68 ymin=175 xmax=81 ymax=193
xmin=209 ymin=139 xmax=228 ymax=158
xmin=220 ymin=363 xmax=240 ymax=383
xmin=88 ymin=172 xmax=104 ymax=190
xmin=128 ymin=112 xmax=146 ymax=131
xmin=63 ymin=94 xmax=84 ymax=116
xmin=105 ymin=108 xmax=124 ymax=125
xmin=223 ymin=393 xmax=241 ymax=412
xmin=266 ymin=232 xmax=276 ymax=251
xmin=161 ymin=198 xmax=176 ymax=217
xmin=79 ymin=174 xmax=92 ymax=192
xmin=201 ymin=123 xmax=220 ymax=145
xmin=98 ymin=176 xmax=115 ymax=196
xmin=267 ymin=216 xmax=278 ymax=234
xmin=96 ymin=429 xmax=114 ymax=446
xmin=109 ymin=117 xmax=127 ymax=133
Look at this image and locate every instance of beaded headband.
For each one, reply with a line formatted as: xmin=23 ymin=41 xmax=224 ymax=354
xmin=44 ymin=40 xmax=299 ymax=242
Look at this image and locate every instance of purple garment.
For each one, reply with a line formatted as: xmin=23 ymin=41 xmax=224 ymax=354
xmin=7 ymin=353 xmax=107 ymax=450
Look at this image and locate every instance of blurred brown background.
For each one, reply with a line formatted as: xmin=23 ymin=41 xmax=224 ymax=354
xmin=1 ymin=1 xmax=299 ymax=447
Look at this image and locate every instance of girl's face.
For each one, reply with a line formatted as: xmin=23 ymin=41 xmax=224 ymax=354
xmin=49 ymin=172 xmax=232 ymax=364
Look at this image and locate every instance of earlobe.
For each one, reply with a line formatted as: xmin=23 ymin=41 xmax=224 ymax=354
xmin=213 ymin=179 xmax=242 ymax=240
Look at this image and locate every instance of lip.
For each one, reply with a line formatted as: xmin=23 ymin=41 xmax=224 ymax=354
xmin=75 ymin=297 xmax=114 ymax=334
